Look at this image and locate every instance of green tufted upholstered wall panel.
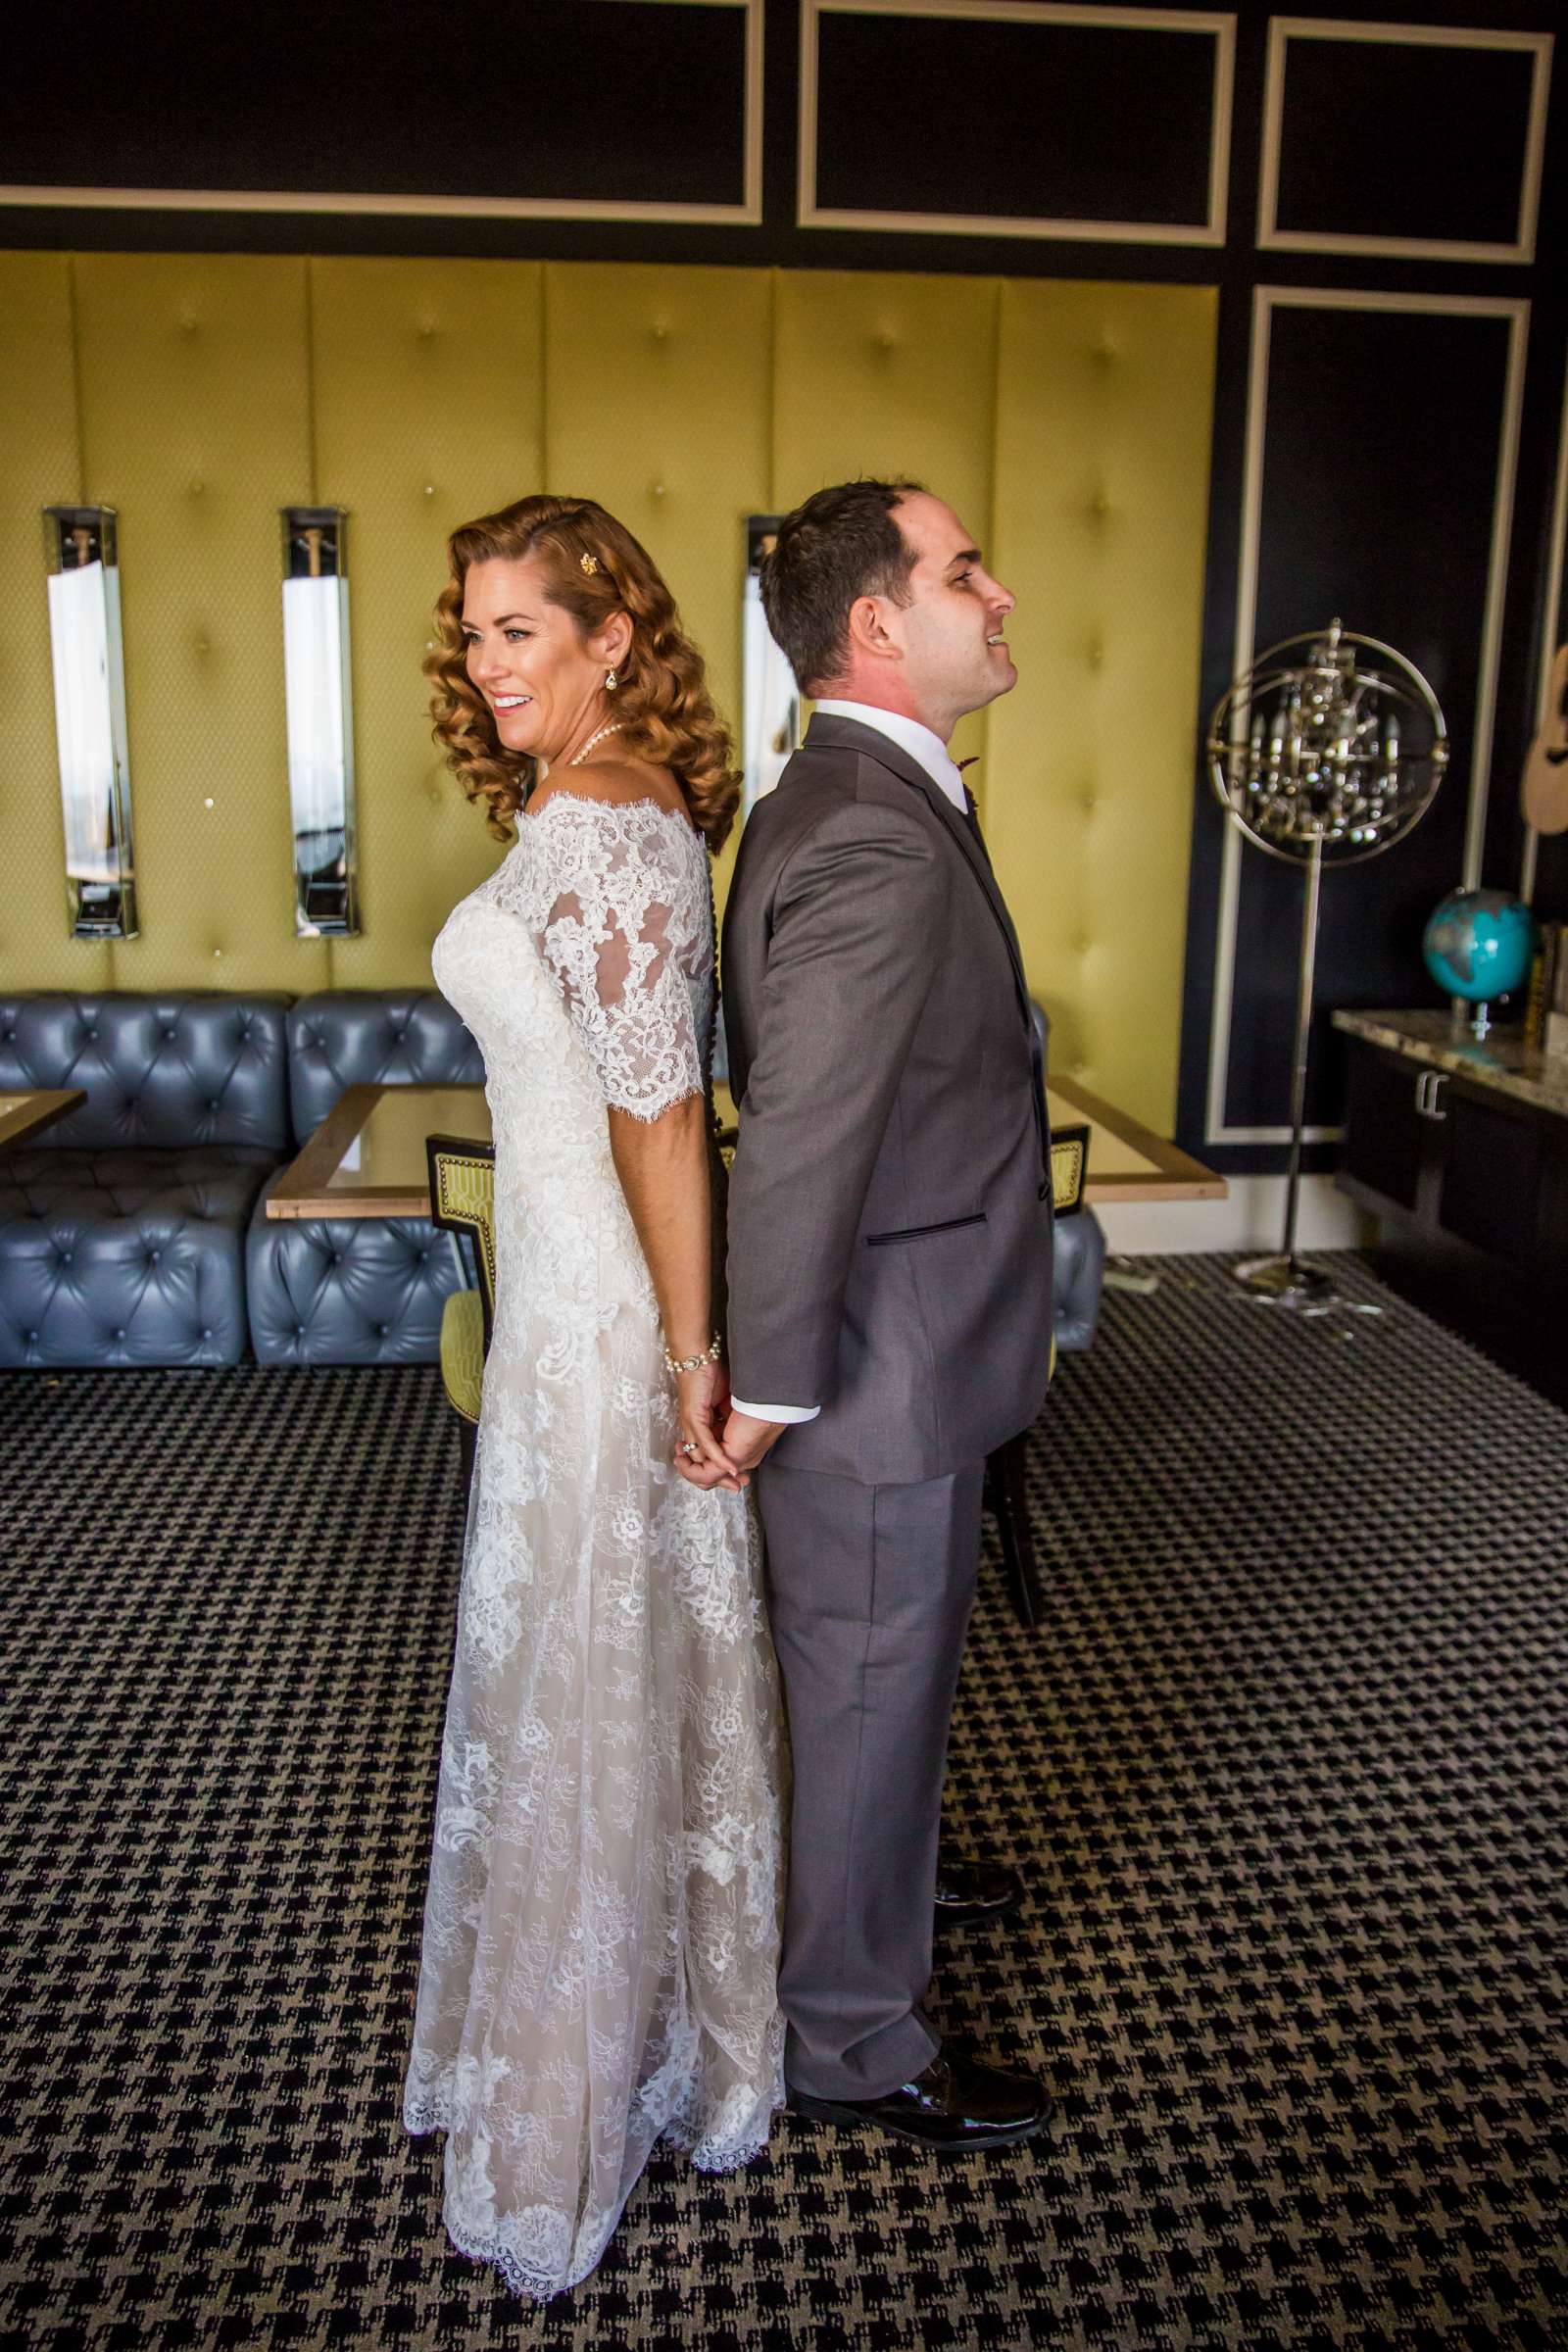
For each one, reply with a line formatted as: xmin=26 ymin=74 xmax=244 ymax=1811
xmin=0 ymin=253 xmax=1215 ymax=1131
xmin=310 ymin=258 xmax=546 ymax=986
xmin=542 ymin=264 xmax=773 ymax=915
xmin=989 ymin=280 xmax=1217 ymax=1128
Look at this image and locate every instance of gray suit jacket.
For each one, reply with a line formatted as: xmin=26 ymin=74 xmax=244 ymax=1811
xmin=722 ymin=713 xmax=1054 ymax=1485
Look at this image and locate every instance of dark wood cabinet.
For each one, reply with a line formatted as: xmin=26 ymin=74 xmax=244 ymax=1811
xmin=1439 ymin=1093 xmax=1542 ymax=1269
xmin=1336 ymin=1021 xmax=1567 ymax=1298
xmin=1342 ymin=1045 xmax=1426 ymax=1214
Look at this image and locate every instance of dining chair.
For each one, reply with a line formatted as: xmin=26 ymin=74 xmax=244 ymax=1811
xmin=425 ymin=1133 xmax=497 ymax=1489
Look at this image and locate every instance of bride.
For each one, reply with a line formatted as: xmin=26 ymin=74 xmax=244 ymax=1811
xmin=403 ymin=495 xmax=787 ymax=2300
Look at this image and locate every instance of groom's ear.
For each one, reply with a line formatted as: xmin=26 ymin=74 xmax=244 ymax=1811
xmin=846 ymin=592 xmax=902 ymax=665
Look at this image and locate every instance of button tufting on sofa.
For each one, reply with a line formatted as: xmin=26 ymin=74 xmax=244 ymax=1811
xmin=7 ymin=988 xmax=490 ymax=1372
xmin=245 ymin=988 xmax=485 ymax=1367
xmin=0 ymin=991 xmax=291 ymax=1369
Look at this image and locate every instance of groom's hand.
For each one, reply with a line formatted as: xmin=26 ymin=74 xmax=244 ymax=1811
xmin=717 ymin=1408 xmax=789 ymax=1479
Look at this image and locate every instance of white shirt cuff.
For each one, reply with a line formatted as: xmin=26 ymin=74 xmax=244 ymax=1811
xmin=730 ymin=1398 xmax=821 ymax=1424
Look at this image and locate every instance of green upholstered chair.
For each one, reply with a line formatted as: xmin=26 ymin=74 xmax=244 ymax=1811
xmin=425 ymin=1134 xmax=497 ymax=1487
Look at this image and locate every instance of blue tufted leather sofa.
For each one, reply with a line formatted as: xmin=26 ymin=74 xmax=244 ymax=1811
xmin=1053 ymin=1195 xmax=1106 ymax=1352
xmin=0 ymin=993 xmax=290 ymax=1367
xmin=1032 ymin=1002 xmax=1105 ymax=1354
xmin=245 ymin=990 xmax=485 ymax=1365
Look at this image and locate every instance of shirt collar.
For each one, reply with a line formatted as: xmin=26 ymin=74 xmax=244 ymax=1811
xmin=811 ymin=699 xmax=968 ymax=812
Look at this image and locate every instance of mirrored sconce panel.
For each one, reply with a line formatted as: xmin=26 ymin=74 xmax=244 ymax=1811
xmin=43 ymin=505 xmax=137 ymax=938
xmin=282 ymin=506 xmax=359 ymax=937
xmin=743 ymin=515 xmax=801 ymax=822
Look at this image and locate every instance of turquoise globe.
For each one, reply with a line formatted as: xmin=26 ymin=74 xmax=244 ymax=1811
xmin=1422 ymin=889 xmax=1534 ymax=1004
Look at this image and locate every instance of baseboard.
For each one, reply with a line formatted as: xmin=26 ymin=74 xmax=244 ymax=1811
xmin=1095 ymin=1174 xmax=1375 ymax=1258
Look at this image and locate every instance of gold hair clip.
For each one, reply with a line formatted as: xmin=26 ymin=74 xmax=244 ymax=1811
xmin=579 ymin=551 xmax=599 ymax=575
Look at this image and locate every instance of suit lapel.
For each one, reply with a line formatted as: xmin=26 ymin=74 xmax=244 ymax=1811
xmin=803 ymin=713 xmax=1031 ymax=1018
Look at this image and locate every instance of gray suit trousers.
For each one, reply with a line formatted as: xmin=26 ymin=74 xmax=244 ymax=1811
xmin=757 ymin=1455 xmax=986 ymax=2101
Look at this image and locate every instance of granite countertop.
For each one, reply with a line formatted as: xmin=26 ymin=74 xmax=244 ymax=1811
xmin=1332 ymin=1008 xmax=1568 ymax=1119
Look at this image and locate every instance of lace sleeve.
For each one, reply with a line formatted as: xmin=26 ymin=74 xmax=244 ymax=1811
xmin=534 ymin=800 xmax=706 ymax=1121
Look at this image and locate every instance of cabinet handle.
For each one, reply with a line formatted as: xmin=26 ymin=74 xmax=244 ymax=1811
xmin=1414 ymin=1069 xmax=1449 ymax=1121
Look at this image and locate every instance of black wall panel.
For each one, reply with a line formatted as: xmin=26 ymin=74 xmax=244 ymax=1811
xmin=0 ymin=0 xmax=751 ymax=212
xmin=1273 ymin=33 xmax=1539 ymax=250
xmin=1222 ymin=302 xmax=1516 ymax=1133
xmin=812 ymin=10 xmax=1218 ymax=229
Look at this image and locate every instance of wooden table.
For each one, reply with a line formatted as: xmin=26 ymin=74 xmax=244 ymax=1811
xmin=265 ymin=1075 xmax=1225 ymax=1218
xmin=265 ymin=1083 xmax=488 ymax=1218
xmin=0 ymin=1089 xmax=87 ymax=1151
xmin=1045 ymin=1072 xmax=1226 ymax=1204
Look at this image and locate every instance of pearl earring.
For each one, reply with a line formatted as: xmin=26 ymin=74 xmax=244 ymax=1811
xmin=606 ymin=669 xmax=618 ymax=693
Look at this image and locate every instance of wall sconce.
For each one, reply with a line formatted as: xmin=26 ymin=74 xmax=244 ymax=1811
xmin=742 ymin=514 xmax=801 ymax=822
xmin=282 ymin=506 xmax=358 ymax=937
xmin=42 ymin=505 xmax=136 ymax=938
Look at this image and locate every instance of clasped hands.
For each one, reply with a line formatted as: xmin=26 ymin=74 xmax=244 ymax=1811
xmin=672 ymin=1358 xmax=785 ymax=1494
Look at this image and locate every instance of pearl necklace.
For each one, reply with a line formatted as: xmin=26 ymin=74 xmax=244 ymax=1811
xmin=567 ymin=721 xmax=625 ymax=769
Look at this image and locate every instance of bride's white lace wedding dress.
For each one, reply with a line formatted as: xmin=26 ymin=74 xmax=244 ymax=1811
xmin=403 ymin=791 xmax=786 ymax=2302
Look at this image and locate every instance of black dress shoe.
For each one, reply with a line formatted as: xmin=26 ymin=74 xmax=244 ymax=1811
xmin=790 ymin=2045 xmax=1054 ymax=2152
xmin=933 ymin=1857 xmax=1022 ymax=1924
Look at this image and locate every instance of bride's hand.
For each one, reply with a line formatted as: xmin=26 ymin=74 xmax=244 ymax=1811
xmin=673 ymin=1359 xmax=746 ymax=1493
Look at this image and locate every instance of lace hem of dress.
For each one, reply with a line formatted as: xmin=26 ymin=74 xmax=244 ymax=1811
xmin=605 ymin=1079 xmax=705 ymax=1125
xmin=402 ymin=2081 xmax=782 ymax=2304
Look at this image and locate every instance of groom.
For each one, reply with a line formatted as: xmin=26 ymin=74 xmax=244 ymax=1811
xmin=716 ymin=479 xmax=1056 ymax=2149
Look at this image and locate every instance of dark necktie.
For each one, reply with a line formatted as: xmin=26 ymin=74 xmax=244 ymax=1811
xmin=956 ymin=770 xmax=1051 ymax=1195
xmin=957 ymin=768 xmax=992 ymax=863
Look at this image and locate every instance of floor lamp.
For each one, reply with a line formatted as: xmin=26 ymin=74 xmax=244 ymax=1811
xmin=1205 ymin=620 xmax=1448 ymax=1309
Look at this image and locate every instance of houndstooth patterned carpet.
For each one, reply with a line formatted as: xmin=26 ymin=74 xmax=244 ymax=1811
xmin=2 ymin=1252 xmax=1564 ymax=2350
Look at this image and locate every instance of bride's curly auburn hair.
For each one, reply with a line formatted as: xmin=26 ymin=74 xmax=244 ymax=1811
xmin=424 ymin=494 xmax=741 ymax=855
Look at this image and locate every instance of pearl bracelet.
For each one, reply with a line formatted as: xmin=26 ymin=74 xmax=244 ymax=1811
xmin=662 ymin=1332 xmax=723 ymax=1377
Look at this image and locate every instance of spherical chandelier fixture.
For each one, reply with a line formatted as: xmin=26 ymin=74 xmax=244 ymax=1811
xmin=1204 ymin=619 xmax=1449 ymax=1310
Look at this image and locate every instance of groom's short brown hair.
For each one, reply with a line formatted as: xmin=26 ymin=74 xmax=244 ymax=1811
xmin=760 ymin=478 xmax=925 ymax=696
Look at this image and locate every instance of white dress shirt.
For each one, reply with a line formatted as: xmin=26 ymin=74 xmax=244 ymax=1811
xmin=729 ymin=700 xmax=964 ymax=1425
